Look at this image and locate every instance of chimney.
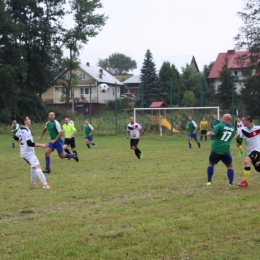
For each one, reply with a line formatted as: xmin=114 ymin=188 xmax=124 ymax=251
xmin=86 ymin=62 xmax=90 ymax=66
xmin=99 ymin=68 xmax=103 ymax=74
xmin=227 ymin=50 xmax=235 ymax=54
xmin=99 ymin=73 xmax=102 ymax=79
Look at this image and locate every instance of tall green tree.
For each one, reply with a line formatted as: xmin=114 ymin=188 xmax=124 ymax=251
xmin=235 ymin=0 xmax=260 ymax=72
xmin=203 ymin=62 xmax=216 ymax=105
xmin=181 ymin=65 xmax=202 ymax=106
xmin=97 ymin=53 xmax=137 ymax=75
xmin=139 ymin=50 xmax=165 ymax=107
xmin=159 ymin=62 xmax=181 ymax=105
xmin=61 ymin=0 xmax=108 ymax=111
xmin=217 ymin=55 xmax=236 ymax=112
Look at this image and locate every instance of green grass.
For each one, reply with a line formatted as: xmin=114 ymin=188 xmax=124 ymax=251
xmin=1 ymin=131 xmax=260 ymax=260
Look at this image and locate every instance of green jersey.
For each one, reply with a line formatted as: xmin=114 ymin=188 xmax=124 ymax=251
xmin=12 ymin=123 xmax=19 ymax=135
xmin=211 ymin=119 xmax=220 ymax=130
xmin=84 ymin=124 xmax=94 ymax=137
xmin=45 ymin=120 xmax=62 ymax=140
xmin=187 ymin=120 xmax=197 ymax=134
xmin=211 ymin=123 xmax=235 ymax=154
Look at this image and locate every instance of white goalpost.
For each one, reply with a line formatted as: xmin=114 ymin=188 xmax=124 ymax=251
xmin=133 ymin=106 xmax=220 ymax=136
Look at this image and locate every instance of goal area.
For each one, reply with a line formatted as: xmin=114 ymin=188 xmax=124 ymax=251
xmin=133 ymin=106 xmax=220 ymax=136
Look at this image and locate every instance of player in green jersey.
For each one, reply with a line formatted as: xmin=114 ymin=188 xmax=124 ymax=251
xmin=39 ymin=112 xmax=78 ymax=173
xmin=186 ymin=116 xmax=200 ymax=148
xmin=84 ymin=120 xmax=97 ymax=149
xmin=210 ymin=114 xmax=220 ymax=141
xmin=206 ymin=114 xmax=235 ymax=186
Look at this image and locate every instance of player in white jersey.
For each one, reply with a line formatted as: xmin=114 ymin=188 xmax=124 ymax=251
xmin=235 ymin=115 xmax=245 ymax=156
xmin=126 ymin=117 xmax=144 ymax=159
xmin=14 ymin=116 xmax=50 ymax=189
xmin=236 ymin=115 xmax=260 ymax=187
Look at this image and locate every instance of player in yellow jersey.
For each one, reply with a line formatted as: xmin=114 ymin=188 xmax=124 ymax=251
xmin=200 ymin=117 xmax=208 ymax=141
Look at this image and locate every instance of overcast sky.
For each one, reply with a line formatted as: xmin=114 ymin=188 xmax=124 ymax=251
xmin=65 ymin=0 xmax=245 ymax=75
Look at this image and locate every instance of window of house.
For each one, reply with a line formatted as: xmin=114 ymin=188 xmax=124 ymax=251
xmin=234 ymin=71 xmax=238 ymax=76
xmin=79 ymin=74 xmax=85 ymax=80
xmin=80 ymin=88 xmax=89 ymax=96
xmin=62 ymin=88 xmax=72 ymax=96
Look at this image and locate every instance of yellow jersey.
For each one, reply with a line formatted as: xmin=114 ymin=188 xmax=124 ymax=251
xmin=62 ymin=123 xmax=76 ymax=138
xmin=200 ymin=120 xmax=208 ymax=130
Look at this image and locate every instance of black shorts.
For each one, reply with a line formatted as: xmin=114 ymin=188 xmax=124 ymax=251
xmin=249 ymin=151 xmax=260 ymax=172
xmin=201 ymin=130 xmax=207 ymax=135
xmin=236 ymin=137 xmax=243 ymax=145
xmin=63 ymin=137 xmax=76 ymax=148
xmin=130 ymin=139 xmax=139 ymax=148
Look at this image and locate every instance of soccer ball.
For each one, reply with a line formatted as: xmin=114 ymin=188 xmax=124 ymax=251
xmin=99 ymin=83 xmax=109 ymax=93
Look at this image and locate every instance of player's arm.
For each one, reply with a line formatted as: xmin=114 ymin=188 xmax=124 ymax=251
xmin=39 ymin=128 xmax=47 ymax=140
xmin=126 ymin=130 xmax=130 ymax=139
xmin=206 ymin=131 xmax=215 ymax=136
xmin=26 ymin=139 xmax=46 ymax=148
xmin=139 ymin=128 xmax=144 ymax=136
xmin=88 ymin=125 xmax=94 ymax=136
xmin=70 ymin=127 xmax=77 ymax=138
xmin=14 ymin=135 xmax=19 ymax=142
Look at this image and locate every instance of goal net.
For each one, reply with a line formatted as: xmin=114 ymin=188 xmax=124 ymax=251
xmin=133 ymin=106 xmax=220 ymax=136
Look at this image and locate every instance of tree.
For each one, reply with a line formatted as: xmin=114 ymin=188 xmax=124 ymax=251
xmin=235 ymin=0 xmax=260 ymax=72
xmin=61 ymin=0 xmax=108 ymax=111
xmin=139 ymin=50 xmax=165 ymax=107
xmin=181 ymin=91 xmax=196 ymax=107
xmin=217 ymin=55 xmax=237 ymax=112
xmin=240 ymin=75 xmax=260 ymax=118
xmin=159 ymin=62 xmax=181 ymax=105
xmin=97 ymin=53 xmax=137 ymax=74
xmin=181 ymin=65 xmax=202 ymax=106
xmin=203 ymin=62 xmax=216 ymax=105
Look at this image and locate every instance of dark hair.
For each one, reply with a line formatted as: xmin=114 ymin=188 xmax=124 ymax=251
xmin=243 ymin=115 xmax=252 ymax=123
xmin=236 ymin=115 xmax=241 ymax=118
xmin=20 ymin=115 xmax=27 ymax=125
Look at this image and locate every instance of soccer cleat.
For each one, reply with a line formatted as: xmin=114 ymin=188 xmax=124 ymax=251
xmin=140 ymin=152 xmax=143 ymax=159
xmin=94 ymin=143 xmax=97 ymax=148
xmin=43 ymin=169 xmax=51 ymax=174
xmin=238 ymin=180 xmax=248 ymax=187
xmin=229 ymin=184 xmax=234 ymax=186
xmin=73 ymin=154 xmax=79 ymax=162
xmin=198 ymin=142 xmax=201 ymax=148
xmin=31 ymin=183 xmax=37 ymax=187
xmin=73 ymin=151 xmax=78 ymax=156
xmin=43 ymin=184 xmax=51 ymax=189
xmin=241 ymin=151 xmax=245 ymax=156
xmin=207 ymin=182 xmax=212 ymax=186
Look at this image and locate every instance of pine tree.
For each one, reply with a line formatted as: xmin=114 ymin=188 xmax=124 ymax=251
xmin=217 ymin=55 xmax=236 ymax=112
xmin=139 ymin=50 xmax=165 ymax=107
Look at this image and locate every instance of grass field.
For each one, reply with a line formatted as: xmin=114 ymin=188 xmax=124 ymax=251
xmin=1 ymin=130 xmax=260 ymax=260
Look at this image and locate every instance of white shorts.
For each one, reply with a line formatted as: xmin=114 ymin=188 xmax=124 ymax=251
xmin=22 ymin=154 xmax=40 ymax=168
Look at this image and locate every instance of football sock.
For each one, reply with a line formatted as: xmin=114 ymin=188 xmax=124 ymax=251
xmin=205 ymin=136 xmax=207 ymax=141
xmin=200 ymin=136 xmax=202 ymax=141
xmin=197 ymin=142 xmax=200 ymax=148
xmin=45 ymin=156 xmax=50 ymax=170
xmin=12 ymin=142 xmax=15 ymax=148
xmin=207 ymin=166 xmax=214 ymax=182
xmin=66 ymin=153 xmax=74 ymax=158
xmin=30 ymin=168 xmax=37 ymax=184
xmin=134 ymin=149 xmax=140 ymax=159
xmin=227 ymin=168 xmax=234 ymax=185
xmin=87 ymin=144 xmax=90 ymax=149
xmin=64 ymin=148 xmax=71 ymax=154
xmin=189 ymin=142 xmax=192 ymax=148
xmin=244 ymin=167 xmax=250 ymax=182
xmin=238 ymin=145 xmax=245 ymax=153
xmin=36 ymin=168 xmax=47 ymax=185
xmin=92 ymin=143 xmax=96 ymax=146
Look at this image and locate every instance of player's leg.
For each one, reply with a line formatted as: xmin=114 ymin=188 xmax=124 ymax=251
xmin=193 ymin=134 xmax=200 ymax=148
xmin=12 ymin=135 xmax=15 ymax=148
xmin=188 ymin=134 xmax=192 ymax=148
xmin=222 ymin=154 xmax=234 ymax=185
xmin=43 ymin=146 xmax=53 ymax=173
xmin=238 ymin=152 xmax=256 ymax=187
xmin=70 ymin=138 xmax=77 ymax=156
xmin=205 ymin=131 xmax=207 ymax=141
xmin=34 ymin=165 xmax=50 ymax=188
xmin=63 ymin=139 xmax=71 ymax=154
xmin=200 ymin=131 xmax=203 ymax=141
xmin=207 ymin=152 xmax=219 ymax=185
xmin=86 ymin=137 xmax=91 ymax=149
xmin=57 ymin=140 xmax=78 ymax=162
xmin=236 ymin=137 xmax=245 ymax=156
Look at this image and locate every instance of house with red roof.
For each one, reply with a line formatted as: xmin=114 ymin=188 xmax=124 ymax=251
xmin=208 ymin=50 xmax=251 ymax=93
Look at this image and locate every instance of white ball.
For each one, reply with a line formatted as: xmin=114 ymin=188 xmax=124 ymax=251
xmin=99 ymin=83 xmax=109 ymax=93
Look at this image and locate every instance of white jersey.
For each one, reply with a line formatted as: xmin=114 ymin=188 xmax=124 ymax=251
xmin=16 ymin=126 xmax=35 ymax=158
xmin=236 ymin=121 xmax=244 ymax=134
xmin=127 ymin=122 xmax=142 ymax=139
xmin=240 ymin=125 xmax=260 ymax=154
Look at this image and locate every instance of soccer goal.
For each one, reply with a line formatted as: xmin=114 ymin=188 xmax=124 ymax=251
xmin=133 ymin=106 xmax=220 ymax=136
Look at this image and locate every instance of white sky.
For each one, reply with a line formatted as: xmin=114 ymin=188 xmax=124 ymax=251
xmin=67 ymin=0 xmax=245 ymax=75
